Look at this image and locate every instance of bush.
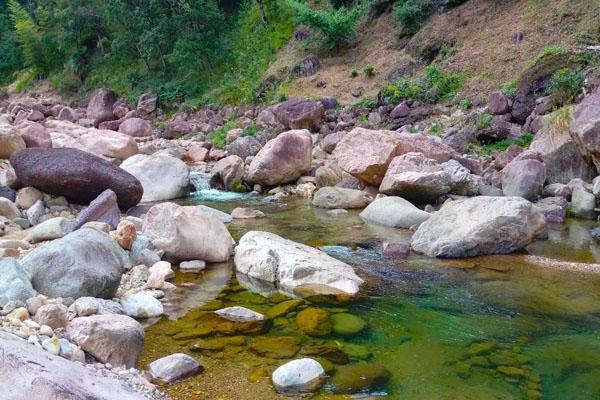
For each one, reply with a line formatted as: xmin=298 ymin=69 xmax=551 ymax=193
xmin=501 ymin=79 xmax=518 ymax=99
xmin=287 ymin=0 xmax=371 ymax=50
xmin=458 ymin=98 xmax=472 ymax=110
xmin=546 ymin=68 xmax=583 ymax=105
xmin=363 ymin=64 xmax=375 ymax=77
xmin=476 ymin=112 xmax=493 ymax=130
xmin=381 ymin=65 xmax=462 ymax=105
xmin=392 ymin=0 xmax=433 ymax=35
xmin=350 ymin=68 xmax=358 ymax=77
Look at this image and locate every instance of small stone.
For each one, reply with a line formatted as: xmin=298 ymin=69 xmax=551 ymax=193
xmin=35 ymin=303 xmax=68 ymax=329
xmin=42 ymin=336 xmax=61 ymax=355
xmin=179 ymin=260 xmax=206 ymax=273
xmin=265 ymin=299 xmax=303 ymax=320
xmin=39 ymin=324 xmax=53 ymax=336
xmin=115 ymin=220 xmax=137 ymax=250
xmin=148 ymin=353 xmax=202 ymax=383
xmin=214 ymin=306 xmax=264 ymax=322
xmin=272 ymin=358 xmax=325 ymax=395
xmin=248 ymin=336 xmax=300 ymax=359
xmin=230 ymin=207 xmax=265 ymax=219
xmin=331 ymin=363 xmax=391 ymax=394
xmin=15 ymin=187 xmax=43 ymax=209
xmin=120 ymin=292 xmax=164 ymax=319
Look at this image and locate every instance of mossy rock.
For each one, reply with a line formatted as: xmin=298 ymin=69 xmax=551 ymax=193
xmin=296 ymin=307 xmax=331 ymax=337
xmin=312 ymin=357 xmax=336 ymax=374
xmin=331 ymin=313 xmax=367 ymax=337
xmin=248 ymin=336 xmax=301 ymax=359
xmin=343 ymin=343 xmax=371 ymax=360
xmin=190 ymin=336 xmax=246 ymax=351
xmin=301 ymin=344 xmax=349 ymax=364
xmin=265 ymin=299 xmax=303 ymax=320
xmin=467 ymin=341 xmax=496 ymax=356
xmin=331 ymin=363 xmax=391 ymax=394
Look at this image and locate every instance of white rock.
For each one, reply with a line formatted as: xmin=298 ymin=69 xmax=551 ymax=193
xmin=179 ymin=260 xmax=206 ymax=273
xmin=147 ymin=353 xmax=202 ymax=383
xmin=360 ymin=196 xmax=430 ymax=228
xmin=272 ymin=358 xmax=325 ymax=394
xmin=214 ymin=306 xmax=264 ymax=322
xmin=120 ymin=292 xmax=164 ymax=319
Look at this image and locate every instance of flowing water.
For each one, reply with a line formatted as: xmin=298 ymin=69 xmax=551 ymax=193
xmin=139 ymin=190 xmax=600 ymax=400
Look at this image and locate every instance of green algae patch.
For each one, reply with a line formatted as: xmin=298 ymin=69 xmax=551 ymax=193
xmin=331 ymin=313 xmax=367 ymax=337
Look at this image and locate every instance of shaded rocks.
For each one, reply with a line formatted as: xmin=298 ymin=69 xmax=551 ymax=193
xmin=34 ymin=303 xmax=68 ymax=330
xmin=142 ymin=202 xmax=234 ymax=262
xmin=137 ymin=92 xmax=158 ymax=115
xmin=272 ymin=358 xmax=325 ymax=395
xmin=312 ymin=187 xmax=371 ymax=209
xmin=67 ymin=314 xmax=144 ymax=368
xmin=0 ymin=331 xmax=149 ymax=400
xmin=87 ymin=88 xmax=117 ymax=126
xmin=360 ymin=196 xmax=430 ymax=229
xmin=246 ymin=129 xmax=312 ymax=186
xmin=0 ymin=129 xmax=26 ymax=158
xmin=570 ymin=86 xmax=600 ymax=171
xmin=226 ymin=136 xmax=262 ymax=160
xmin=14 ymin=120 xmax=52 ymax=148
xmin=209 ymin=155 xmax=244 ymax=191
xmin=20 ymin=228 xmax=128 ymax=299
xmin=501 ymin=159 xmax=546 ymax=201
xmin=488 ymin=91 xmax=511 ymax=115
xmin=570 ymin=185 xmax=597 ymax=219
xmin=0 ymin=258 xmax=36 ymax=306
xmin=411 ymin=196 xmax=546 ymax=258
xmin=148 ymin=353 xmax=202 ymax=383
xmin=10 ymin=148 xmax=143 ymax=209
xmin=274 ymin=98 xmax=325 ymax=131
xmin=119 ymin=118 xmax=153 ymax=137
xmin=235 ymin=231 xmax=363 ymax=296
xmin=121 ymin=154 xmax=189 ymax=202
xmin=535 ymin=196 xmax=568 ymax=224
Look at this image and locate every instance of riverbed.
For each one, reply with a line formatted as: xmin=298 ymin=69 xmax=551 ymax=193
xmin=139 ymin=194 xmax=600 ymax=399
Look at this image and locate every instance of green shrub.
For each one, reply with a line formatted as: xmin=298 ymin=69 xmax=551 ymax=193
xmin=392 ymin=0 xmax=433 ymax=35
xmin=242 ymin=121 xmax=260 ymax=136
xmin=353 ymin=96 xmax=377 ymax=109
xmin=473 ymin=132 xmax=535 ymax=157
xmin=501 ymin=79 xmax=518 ymax=99
xmin=458 ymin=98 xmax=472 ymax=110
xmin=287 ymin=0 xmax=371 ymax=50
xmin=380 ymin=65 xmax=462 ymax=105
xmin=363 ymin=63 xmax=375 ymax=77
xmin=528 ymin=45 xmax=565 ymax=68
xmin=350 ymin=68 xmax=358 ymax=77
xmin=476 ymin=112 xmax=493 ymax=130
xmin=546 ymin=68 xmax=583 ymax=105
xmin=210 ymin=121 xmax=237 ymax=149
xmin=428 ymin=122 xmax=443 ymax=136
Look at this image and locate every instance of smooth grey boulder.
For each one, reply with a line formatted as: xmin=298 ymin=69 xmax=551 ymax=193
xmin=360 ymin=196 xmax=430 ymax=229
xmin=148 ymin=353 xmax=202 ymax=383
xmin=120 ymin=292 xmax=164 ymax=319
xmin=411 ymin=196 xmax=546 ymax=258
xmin=0 ymin=331 xmax=148 ymax=400
xmin=501 ymin=159 xmax=546 ymax=201
xmin=20 ymin=228 xmax=128 ymax=299
xmin=26 ymin=216 xmax=73 ymax=243
xmin=67 ymin=314 xmax=144 ymax=368
xmin=0 ymin=258 xmax=36 ymax=307
xmin=272 ymin=358 xmax=325 ymax=395
xmin=312 ymin=187 xmax=371 ymax=209
xmin=570 ymin=186 xmax=597 ymax=220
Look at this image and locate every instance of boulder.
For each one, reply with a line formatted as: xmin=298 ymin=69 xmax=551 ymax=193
xmin=15 ymin=186 xmax=42 ymax=209
xmin=360 ymin=196 xmax=430 ymax=228
xmin=535 ymin=196 xmax=568 ymax=224
xmin=0 ymin=197 xmax=18 ymax=219
xmin=120 ymin=292 xmax=164 ymax=319
xmin=570 ymin=87 xmax=600 ymax=171
xmin=14 ymin=121 xmax=52 ymax=148
xmin=0 ymin=259 xmax=36 ymax=307
xmin=143 ymin=202 xmax=234 ymax=262
xmin=235 ymin=231 xmax=363 ymax=296
xmin=570 ymin=186 xmax=597 ymax=219
xmin=34 ymin=303 xmax=68 ymax=330
xmin=78 ymin=129 xmax=138 ymax=160
xmin=26 ymin=217 xmax=73 ymax=243
xmin=72 ymin=189 xmax=121 ymax=230
xmin=148 ymin=353 xmax=202 ymax=383
xmin=230 ymin=207 xmax=265 ymax=219
xmin=272 ymin=358 xmax=325 ymax=395
xmin=501 ymin=159 xmax=546 ymax=201
xmin=390 ymin=102 xmax=410 ymax=119
xmin=226 ymin=136 xmax=263 ymax=160
xmin=57 ymin=106 xmax=76 ymax=122
xmin=137 ymin=92 xmax=158 ymax=114
xmin=274 ymin=98 xmax=325 ymax=131
xmin=0 ymin=331 xmax=149 ymax=400
xmin=119 ymin=118 xmax=153 ymax=137
xmin=121 ymin=154 xmax=189 ymax=202
xmin=246 ymin=130 xmax=312 ymax=186
xmin=0 ymin=129 xmax=26 ymax=158
xmin=312 ymin=187 xmax=371 ymax=209
xmin=411 ymin=197 xmax=545 ymax=258
xmin=67 ymin=314 xmax=144 ymax=368
xmin=530 ymin=121 xmax=596 ymax=184
xmin=315 ymin=164 xmax=343 ymax=188
xmin=379 ymin=152 xmax=453 ymax=203
xmin=10 ymin=148 xmax=143 ymax=209
xmin=20 ymin=228 xmax=127 ymax=299
xmin=322 ymin=131 xmax=345 ymax=153
xmin=488 ymin=91 xmax=511 ymax=115
xmin=209 ymin=155 xmax=244 ymax=191
xmin=87 ymin=88 xmax=117 ymax=126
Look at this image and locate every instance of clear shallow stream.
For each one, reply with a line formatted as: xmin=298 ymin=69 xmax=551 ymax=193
xmin=139 ymin=193 xmax=600 ymax=400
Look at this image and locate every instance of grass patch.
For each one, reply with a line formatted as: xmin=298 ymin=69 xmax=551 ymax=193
xmin=471 ymin=132 xmax=535 ymax=157
xmin=545 ymin=68 xmax=583 ymax=105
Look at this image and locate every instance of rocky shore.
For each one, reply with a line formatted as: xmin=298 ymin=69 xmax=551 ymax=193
xmin=0 ymin=67 xmax=599 ymax=397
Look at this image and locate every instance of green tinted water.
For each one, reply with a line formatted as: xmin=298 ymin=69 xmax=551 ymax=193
xmin=140 ymin=197 xmax=600 ymax=399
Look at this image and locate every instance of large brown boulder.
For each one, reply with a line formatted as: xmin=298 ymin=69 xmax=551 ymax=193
xmin=119 ymin=118 xmax=153 ymax=137
xmin=0 ymin=129 xmax=26 ymax=159
xmin=531 ymin=120 xmax=596 ymax=184
xmin=78 ymin=129 xmax=138 ymax=160
xmin=332 ymin=128 xmax=454 ymax=186
xmin=246 ymin=129 xmax=312 ymax=186
xmin=209 ymin=155 xmax=244 ymax=190
xmin=10 ymin=148 xmax=143 ymax=208
xmin=570 ymin=87 xmax=600 ymax=172
xmin=86 ymin=88 xmax=117 ymax=126
xmin=274 ymin=99 xmax=325 ymax=131
xmin=13 ymin=120 xmax=52 ymax=148
xmin=501 ymin=159 xmax=546 ymax=201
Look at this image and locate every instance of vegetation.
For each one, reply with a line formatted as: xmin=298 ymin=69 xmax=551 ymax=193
xmin=380 ymin=65 xmax=463 ymax=105
xmin=501 ymin=79 xmax=518 ymax=99
xmin=476 ymin=112 xmax=493 ymax=130
xmin=0 ymin=0 xmax=294 ymax=106
xmin=363 ymin=63 xmax=375 ymax=77
xmin=392 ymin=0 xmax=468 ymax=35
xmin=350 ymin=68 xmax=358 ymax=78
xmin=527 ymin=45 xmax=566 ymax=68
xmin=472 ymin=132 xmax=535 ymax=157
xmin=287 ymin=0 xmax=371 ymax=50
xmin=458 ymin=97 xmax=472 ymax=110
xmin=546 ymin=68 xmax=584 ymax=105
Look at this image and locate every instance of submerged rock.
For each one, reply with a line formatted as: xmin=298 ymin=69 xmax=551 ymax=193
xmin=360 ymin=196 xmax=430 ymax=228
xmin=312 ymin=187 xmax=371 ymax=209
xmin=297 ymin=307 xmax=331 ymax=337
xmin=411 ymin=196 xmax=545 ymax=258
xmin=148 ymin=353 xmax=202 ymax=383
xmin=331 ymin=313 xmax=367 ymax=337
xmin=331 ymin=364 xmax=390 ymax=394
xmin=235 ymin=231 xmax=363 ymax=296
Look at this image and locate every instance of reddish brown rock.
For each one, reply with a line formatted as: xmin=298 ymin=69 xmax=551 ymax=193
xmin=86 ymin=88 xmax=117 ymax=127
xmin=274 ymin=99 xmax=325 ymax=131
xmin=488 ymin=91 xmax=511 ymax=115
